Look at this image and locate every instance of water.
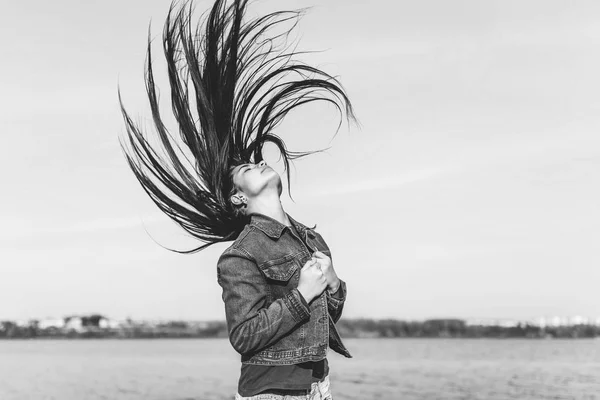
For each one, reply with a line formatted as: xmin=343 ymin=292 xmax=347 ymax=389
xmin=0 ymin=338 xmax=599 ymax=399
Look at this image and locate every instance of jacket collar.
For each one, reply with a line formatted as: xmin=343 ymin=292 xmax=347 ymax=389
xmin=248 ymin=212 xmax=308 ymax=239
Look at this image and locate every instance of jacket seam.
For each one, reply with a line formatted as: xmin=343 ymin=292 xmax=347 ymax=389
xmin=230 ymin=244 xmax=254 ymax=261
xmin=283 ymin=289 xmax=310 ymax=323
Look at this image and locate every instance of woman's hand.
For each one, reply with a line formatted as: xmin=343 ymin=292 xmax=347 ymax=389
xmin=297 ymin=258 xmax=328 ymax=303
xmin=313 ymin=251 xmax=340 ymax=294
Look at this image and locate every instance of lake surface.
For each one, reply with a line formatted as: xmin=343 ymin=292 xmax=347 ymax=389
xmin=0 ymin=338 xmax=599 ymax=399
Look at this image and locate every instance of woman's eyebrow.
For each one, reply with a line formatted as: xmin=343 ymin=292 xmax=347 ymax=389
xmin=239 ymin=164 xmax=251 ymax=173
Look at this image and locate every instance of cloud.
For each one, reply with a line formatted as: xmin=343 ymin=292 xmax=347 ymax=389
xmin=307 ymin=167 xmax=448 ymax=198
xmin=0 ymin=214 xmax=167 ymax=241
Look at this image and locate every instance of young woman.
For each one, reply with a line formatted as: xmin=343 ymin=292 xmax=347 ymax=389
xmin=221 ymin=160 xmax=351 ymax=399
xmin=119 ymin=0 xmax=355 ymax=398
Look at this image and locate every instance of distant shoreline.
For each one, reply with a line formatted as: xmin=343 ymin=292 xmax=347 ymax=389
xmin=2 ymin=318 xmax=599 ymax=340
xmin=2 ymin=336 xmax=599 ymax=341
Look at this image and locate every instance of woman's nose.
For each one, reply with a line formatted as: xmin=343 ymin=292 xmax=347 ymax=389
xmin=258 ymin=160 xmax=266 ymax=167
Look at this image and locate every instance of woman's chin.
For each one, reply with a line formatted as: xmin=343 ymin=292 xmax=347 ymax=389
xmin=263 ymin=168 xmax=280 ymax=180
xmin=267 ymin=172 xmax=283 ymax=192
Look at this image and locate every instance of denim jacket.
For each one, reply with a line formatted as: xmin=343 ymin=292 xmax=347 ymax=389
xmin=217 ymin=213 xmax=352 ymax=365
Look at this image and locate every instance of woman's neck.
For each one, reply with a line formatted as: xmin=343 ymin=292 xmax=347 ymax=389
xmin=246 ymin=192 xmax=290 ymax=226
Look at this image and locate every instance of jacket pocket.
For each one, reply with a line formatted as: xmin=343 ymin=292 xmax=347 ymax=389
xmin=260 ymin=255 xmax=299 ymax=282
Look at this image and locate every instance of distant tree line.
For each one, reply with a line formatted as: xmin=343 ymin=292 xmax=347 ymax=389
xmin=335 ymin=319 xmax=600 ymax=339
xmin=1 ymin=318 xmax=599 ymax=339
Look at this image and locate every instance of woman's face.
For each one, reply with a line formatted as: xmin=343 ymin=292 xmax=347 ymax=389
xmin=230 ymin=160 xmax=281 ymax=199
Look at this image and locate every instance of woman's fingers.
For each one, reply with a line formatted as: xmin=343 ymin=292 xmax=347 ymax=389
xmin=313 ymin=251 xmax=327 ymax=259
xmin=302 ymin=258 xmax=317 ymax=270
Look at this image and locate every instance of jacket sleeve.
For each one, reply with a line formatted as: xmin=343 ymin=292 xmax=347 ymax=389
xmin=326 ymin=278 xmax=347 ymax=323
xmin=217 ymin=247 xmax=311 ymax=356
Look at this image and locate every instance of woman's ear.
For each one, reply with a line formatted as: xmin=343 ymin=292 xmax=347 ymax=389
xmin=230 ymin=193 xmax=247 ymax=206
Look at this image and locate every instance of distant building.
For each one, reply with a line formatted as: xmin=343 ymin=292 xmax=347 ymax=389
xmin=64 ymin=316 xmax=84 ymax=332
xmin=549 ymin=316 xmax=562 ymax=327
xmin=99 ymin=318 xmax=121 ymax=329
xmin=60 ymin=314 xmax=119 ymax=331
xmin=498 ymin=320 xmax=519 ymax=328
xmin=533 ymin=317 xmax=546 ymax=328
xmin=569 ymin=316 xmax=588 ymax=325
xmin=38 ymin=318 xmax=65 ymax=330
xmin=465 ymin=318 xmax=496 ymax=326
xmin=465 ymin=318 xmax=521 ymax=327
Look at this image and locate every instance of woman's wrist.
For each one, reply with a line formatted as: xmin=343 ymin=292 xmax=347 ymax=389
xmin=297 ymin=286 xmax=314 ymax=304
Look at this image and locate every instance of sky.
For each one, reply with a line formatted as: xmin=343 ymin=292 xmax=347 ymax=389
xmin=1 ymin=0 xmax=600 ymax=322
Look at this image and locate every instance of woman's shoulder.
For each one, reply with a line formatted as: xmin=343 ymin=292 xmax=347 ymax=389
xmin=219 ymin=224 xmax=259 ymax=258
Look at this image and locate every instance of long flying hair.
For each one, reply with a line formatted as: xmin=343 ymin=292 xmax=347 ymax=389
xmin=119 ymin=0 xmax=355 ymax=253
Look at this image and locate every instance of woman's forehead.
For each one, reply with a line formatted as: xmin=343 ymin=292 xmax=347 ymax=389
xmin=232 ymin=163 xmax=250 ymax=172
xmin=230 ymin=163 xmax=251 ymax=178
